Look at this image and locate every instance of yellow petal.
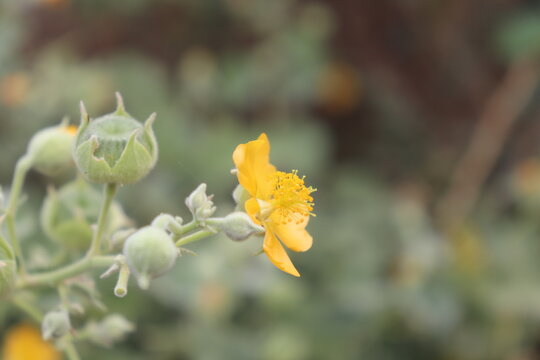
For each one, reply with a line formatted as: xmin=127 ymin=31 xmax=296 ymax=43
xmin=232 ymin=133 xmax=276 ymax=199
xmin=245 ymin=197 xmax=261 ymax=225
xmin=263 ymin=230 xmax=300 ymax=277
xmin=232 ymin=143 xmax=256 ymax=195
xmin=270 ymin=215 xmax=313 ymax=252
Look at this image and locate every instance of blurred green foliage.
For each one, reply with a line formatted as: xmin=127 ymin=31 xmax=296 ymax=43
xmin=2 ymin=0 xmax=540 ymax=359
xmin=498 ymin=12 xmax=540 ymax=61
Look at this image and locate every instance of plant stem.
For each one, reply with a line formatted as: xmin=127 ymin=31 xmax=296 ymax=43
xmin=175 ymin=229 xmax=215 ymax=247
xmin=62 ymin=338 xmax=82 ymax=360
xmin=6 ymin=220 xmax=22 ymax=270
xmin=178 ymin=220 xmax=198 ymax=235
xmin=16 ymin=255 xmax=116 ymax=288
xmin=58 ymin=284 xmax=70 ymax=308
xmin=5 ymin=154 xmax=33 ymax=274
xmin=87 ymin=183 xmax=117 ymax=257
xmin=0 ymin=232 xmax=14 ymax=260
xmin=114 ymin=263 xmax=130 ymax=297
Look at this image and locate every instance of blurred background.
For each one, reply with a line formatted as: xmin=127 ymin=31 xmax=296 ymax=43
xmin=2 ymin=0 xmax=540 ymax=359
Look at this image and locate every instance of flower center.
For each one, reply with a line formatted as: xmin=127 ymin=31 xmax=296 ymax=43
xmin=269 ymin=170 xmax=315 ymax=224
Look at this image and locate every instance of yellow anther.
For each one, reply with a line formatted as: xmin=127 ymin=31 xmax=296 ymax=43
xmin=270 ymin=170 xmax=315 ymax=224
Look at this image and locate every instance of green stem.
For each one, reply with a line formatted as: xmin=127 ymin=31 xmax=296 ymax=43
xmin=16 ymin=255 xmax=116 ymax=288
xmin=87 ymin=183 xmax=117 ymax=257
xmin=0 ymin=232 xmax=14 ymax=260
xmin=58 ymin=284 xmax=70 ymax=308
xmin=6 ymin=220 xmax=22 ymax=271
xmin=178 ymin=220 xmax=198 ymax=235
xmin=43 ymin=249 xmax=68 ymax=269
xmin=175 ymin=229 xmax=215 ymax=247
xmin=62 ymin=338 xmax=82 ymax=360
xmin=5 ymin=154 xmax=33 ymax=274
xmin=114 ymin=263 xmax=130 ymax=297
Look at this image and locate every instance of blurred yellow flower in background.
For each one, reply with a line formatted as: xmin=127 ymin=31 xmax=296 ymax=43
xmin=2 ymin=324 xmax=61 ymax=360
xmin=233 ymin=133 xmax=315 ymax=277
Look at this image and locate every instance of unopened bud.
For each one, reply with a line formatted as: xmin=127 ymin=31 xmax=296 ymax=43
xmin=232 ymin=184 xmax=250 ymax=210
xmin=186 ymin=183 xmax=216 ymax=221
xmin=209 ymin=212 xmax=264 ymax=241
xmin=85 ymin=314 xmax=135 ymax=348
xmin=151 ymin=213 xmax=183 ymax=233
xmin=73 ymin=93 xmax=158 ymax=185
xmin=123 ymin=226 xmax=178 ymax=290
xmin=27 ymin=120 xmax=77 ymax=177
xmin=42 ymin=309 xmax=71 ymax=341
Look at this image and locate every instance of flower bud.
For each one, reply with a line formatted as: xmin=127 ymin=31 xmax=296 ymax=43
xmin=41 ymin=179 xmax=130 ymax=250
xmin=209 ymin=212 xmax=264 ymax=241
xmin=151 ymin=213 xmax=175 ymax=229
xmin=73 ymin=93 xmax=158 ymax=185
xmin=84 ymin=314 xmax=135 ymax=348
xmin=186 ymin=183 xmax=216 ymax=221
xmin=0 ymin=245 xmax=15 ymax=298
xmin=41 ymin=309 xmax=71 ymax=341
xmin=232 ymin=183 xmax=251 ymax=211
xmin=151 ymin=213 xmax=183 ymax=233
xmin=26 ymin=120 xmax=77 ymax=177
xmin=123 ymin=226 xmax=178 ymax=289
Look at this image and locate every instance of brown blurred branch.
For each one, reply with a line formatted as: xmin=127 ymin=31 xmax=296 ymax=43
xmin=436 ymin=60 xmax=540 ymax=232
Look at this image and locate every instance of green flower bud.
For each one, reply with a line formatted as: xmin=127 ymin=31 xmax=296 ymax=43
xmin=0 ymin=243 xmax=15 ymax=298
xmin=27 ymin=120 xmax=77 ymax=177
xmin=42 ymin=309 xmax=71 ymax=341
xmin=74 ymin=93 xmax=158 ymax=185
xmin=123 ymin=226 xmax=177 ymax=289
xmin=85 ymin=314 xmax=135 ymax=348
xmin=208 ymin=212 xmax=264 ymax=241
xmin=41 ymin=179 xmax=130 ymax=250
xmin=151 ymin=213 xmax=183 ymax=233
xmin=232 ymin=183 xmax=250 ymax=211
xmin=186 ymin=183 xmax=216 ymax=221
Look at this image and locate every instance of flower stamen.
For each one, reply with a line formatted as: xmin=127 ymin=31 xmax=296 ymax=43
xmin=270 ymin=170 xmax=316 ymax=224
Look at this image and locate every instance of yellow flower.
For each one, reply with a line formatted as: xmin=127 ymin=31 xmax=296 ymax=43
xmin=2 ymin=324 xmax=61 ymax=360
xmin=233 ymin=133 xmax=315 ymax=277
